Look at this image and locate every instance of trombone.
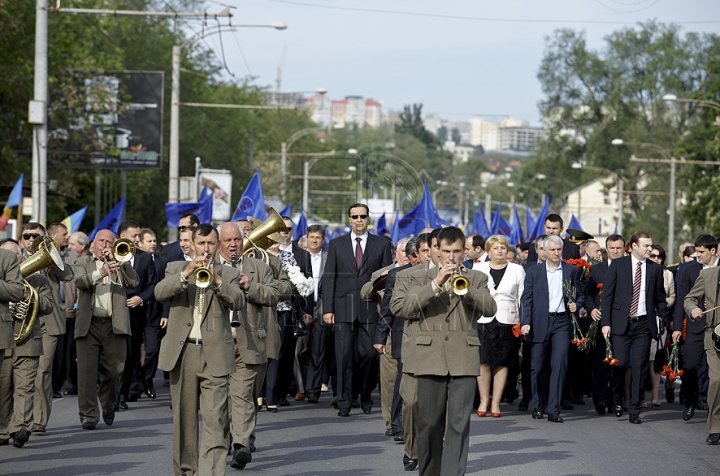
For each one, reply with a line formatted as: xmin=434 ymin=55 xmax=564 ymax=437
xmin=101 ymin=238 xmax=136 ymax=287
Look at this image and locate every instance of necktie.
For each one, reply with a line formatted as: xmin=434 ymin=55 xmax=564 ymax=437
xmin=630 ymin=261 xmax=641 ymax=315
xmin=355 ymin=237 xmax=362 ymax=270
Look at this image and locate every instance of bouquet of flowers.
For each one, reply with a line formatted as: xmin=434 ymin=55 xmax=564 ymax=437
xmin=583 ymin=283 xmax=603 ymax=351
xmin=660 ymin=341 xmax=684 ymax=381
xmin=562 ymin=258 xmax=591 ymax=280
xmin=564 ymin=282 xmax=588 ymax=349
xmin=285 ymin=265 xmax=314 ymax=337
xmin=603 ymin=337 xmax=619 ymax=366
xmin=286 ymin=265 xmax=314 ymax=297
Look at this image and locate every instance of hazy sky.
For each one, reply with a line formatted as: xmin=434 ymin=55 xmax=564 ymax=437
xmin=192 ymin=0 xmax=720 ymax=126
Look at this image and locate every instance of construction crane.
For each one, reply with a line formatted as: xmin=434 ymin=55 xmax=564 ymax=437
xmin=275 ymin=45 xmax=286 ymax=91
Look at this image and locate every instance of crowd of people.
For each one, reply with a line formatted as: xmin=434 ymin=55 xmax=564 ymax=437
xmin=0 ymin=203 xmax=719 ymax=476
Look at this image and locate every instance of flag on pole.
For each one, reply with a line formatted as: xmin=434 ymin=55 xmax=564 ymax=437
xmin=395 ymin=181 xmax=438 ymax=241
xmin=509 ymin=204 xmax=524 ymax=246
xmin=279 ymin=203 xmax=291 ymax=218
xmin=490 ymin=203 xmax=511 ymax=236
xmin=61 ymin=206 xmax=88 ymax=234
xmin=472 ymin=206 xmax=491 ymax=237
xmin=376 ymin=212 xmax=388 ymax=236
xmin=389 ymin=210 xmax=400 ymax=243
xmin=232 ymin=170 xmax=266 ymax=222
xmin=293 ymin=210 xmax=307 ymax=241
xmin=525 ymin=205 xmax=535 ymax=240
xmin=0 ymin=174 xmax=23 ymax=231
xmin=527 ymin=196 xmax=550 ymax=242
xmin=90 ymin=196 xmax=126 ymax=240
xmin=165 ymin=187 xmax=213 ymax=228
xmin=568 ymin=214 xmax=583 ymax=231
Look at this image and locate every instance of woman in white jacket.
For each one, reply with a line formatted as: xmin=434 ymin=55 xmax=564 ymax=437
xmin=476 ymin=235 xmax=525 ymax=417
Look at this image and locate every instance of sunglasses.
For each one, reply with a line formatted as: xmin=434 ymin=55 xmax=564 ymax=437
xmin=23 ymin=233 xmax=41 ymax=240
xmin=350 ymin=214 xmax=368 ymax=220
xmin=281 ymin=228 xmax=293 ymax=232
xmin=178 ymin=225 xmax=196 ymax=232
xmin=649 ymin=254 xmax=661 ymax=259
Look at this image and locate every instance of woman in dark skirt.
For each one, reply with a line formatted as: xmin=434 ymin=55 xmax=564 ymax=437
xmin=475 ymin=235 xmax=525 ymax=417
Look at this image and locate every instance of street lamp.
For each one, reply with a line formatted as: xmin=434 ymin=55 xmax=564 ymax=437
xmin=612 ymin=138 xmax=675 ymax=253
xmin=572 ymin=162 xmax=624 ymax=236
xmin=663 ymin=94 xmax=720 ymax=126
xmin=281 ymin=127 xmax=322 ymax=203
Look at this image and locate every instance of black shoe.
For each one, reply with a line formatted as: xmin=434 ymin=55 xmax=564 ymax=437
xmin=102 ymin=410 xmax=115 ymax=426
xmin=278 ymin=398 xmax=290 ymax=407
xmin=126 ymin=393 xmax=140 ymax=403
xmin=385 ymin=429 xmax=394 ymax=437
xmin=52 ymin=390 xmax=62 ymax=399
xmin=518 ymin=400 xmax=529 ymax=412
xmin=683 ymin=405 xmax=695 ymax=421
xmin=629 ymin=415 xmax=642 ymax=424
xmin=351 ymin=400 xmax=360 ymax=408
xmin=595 ymin=402 xmax=607 ymax=415
xmin=695 ymin=401 xmax=709 ymax=411
xmin=231 ymin=445 xmax=252 ymax=470
xmin=81 ymin=421 xmax=96 ymax=430
xmin=117 ymin=399 xmax=128 ymax=410
xmin=145 ymin=381 xmax=156 ymax=399
xmin=707 ymin=433 xmax=720 ymax=445
xmin=404 ymin=458 xmax=419 ymax=471
xmin=11 ymin=428 xmax=30 ymax=448
xmin=394 ymin=435 xmax=405 ymax=443
xmin=361 ymin=400 xmax=373 ymax=414
xmin=531 ymin=408 xmax=543 ymax=419
xmin=613 ymin=405 xmax=623 ymax=418
xmin=331 ymin=397 xmax=338 ymax=409
xmin=64 ymin=387 xmax=78 ymax=396
xmin=665 ymin=385 xmax=675 ymax=404
xmin=337 ymin=407 xmax=350 ymax=417
xmin=266 ymin=405 xmax=278 ymax=413
xmin=249 ymin=443 xmax=256 ymax=453
xmin=0 ymin=438 xmax=8 ymax=445
xmin=548 ymin=413 xmax=563 ymax=423
xmin=560 ymin=400 xmax=574 ymax=410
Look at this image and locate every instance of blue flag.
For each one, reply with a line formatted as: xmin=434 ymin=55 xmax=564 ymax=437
xmin=395 ymin=181 xmax=439 ymax=241
xmin=279 ymin=203 xmax=291 ymax=218
xmin=490 ymin=203 xmax=511 ymax=237
xmin=527 ymin=196 xmax=550 ymax=242
xmin=525 ymin=205 xmax=535 ymax=240
xmin=377 ymin=212 xmax=388 ymax=236
xmin=509 ymin=204 xmax=524 ymax=246
xmin=389 ymin=210 xmax=400 ymax=244
xmin=165 ymin=187 xmax=213 ymax=229
xmin=293 ymin=210 xmax=307 ymax=241
xmin=472 ymin=206 xmax=491 ymax=237
xmin=232 ymin=170 xmax=266 ymax=222
xmin=568 ymin=214 xmax=583 ymax=231
xmin=90 ymin=196 xmax=126 ymax=240
xmin=61 ymin=206 xmax=88 ymax=234
xmin=6 ymin=173 xmax=23 ymax=208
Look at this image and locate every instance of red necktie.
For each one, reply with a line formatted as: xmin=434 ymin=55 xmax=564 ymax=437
xmin=630 ymin=261 xmax=641 ymax=315
xmin=355 ymin=237 xmax=363 ymax=269
xmin=474 ymin=259 xmax=481 ymax=263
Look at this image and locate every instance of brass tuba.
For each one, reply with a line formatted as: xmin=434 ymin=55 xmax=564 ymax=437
xmin=13 ymin=237 xmax=64 ymax=344
xmin=242 ymin=208 xmax=289 ymax=264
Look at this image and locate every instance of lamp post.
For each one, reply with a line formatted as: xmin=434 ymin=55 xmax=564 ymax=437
xmin=663 ymin=94 xmax=720 ymax=126
xmin=571 ymin=163 xmax=624 ymax=236
xmin=281 ymin=126 xmax=322 ymax=204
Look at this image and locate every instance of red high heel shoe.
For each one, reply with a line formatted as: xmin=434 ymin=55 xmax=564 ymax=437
xmin=491 ymin=412 xmax=502 ymax=418
xmin=476 ymin=410 xmax=487 ymax=417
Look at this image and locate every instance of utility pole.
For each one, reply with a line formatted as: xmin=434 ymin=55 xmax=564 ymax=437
xmin=31 ymin=0 xmax=49 ymax=223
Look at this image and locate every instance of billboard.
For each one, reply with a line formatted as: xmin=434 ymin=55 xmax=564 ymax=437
xmin=199 ymin=171 xmax=233 ymax=221
xmin=48 ymin=71 xmax=164 ymax=169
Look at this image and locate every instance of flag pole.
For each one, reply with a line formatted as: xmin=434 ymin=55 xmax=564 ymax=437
xmin=15 ymin=193 xmax=23 ymax=241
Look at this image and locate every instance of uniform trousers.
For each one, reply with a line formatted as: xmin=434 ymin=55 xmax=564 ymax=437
xmin=335 ymin=321 xmax=378 ymax=411
xmin=62 ymin=318 xmax=78 ymax=391
xmin=228 ymin=343 xmax=267 ymax=448
xmin=611 ymin=318 xmax=651 ymax=417
xmin=0 ymin=353 xmax=39 ymax=438
xmin=142 ymin=324 xmax=165 ymax=383
xmin=34 ymin=326 xmax=58 ymax=427
xmin=390 ymin=358 xmax=404 ymax=436
xmin=170 ymin=342 xmax=229 ymax=476
xmin=680 ymin=331 xmax=707 ymax=406
xmin=591 ymin=325 xmax=611 ymax=406
xmin=379 ymin=337 xmax=398 ymax=431
xmin=400 ymin=372 xmax=418 ymax=460
xmin=118 ymin=312 xmax=147 ymax=400
xmin=305 ymin=318 xmax=332 ymax=398
xmin=704 ymin=329 xmax=720 ymax=434
xmin=416 ymin=374 xmax=475 ymax=476
xmin=76 ymin=317 xmax=126 ymax=424
xmin=530 ymin=314 xmax=570 ymax=415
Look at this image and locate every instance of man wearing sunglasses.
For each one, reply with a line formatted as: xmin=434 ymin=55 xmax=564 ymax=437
xmin=322 ymin=203 xmax=393 ymax=417
xmin=161 ymin=213 xmax=200 ymax=261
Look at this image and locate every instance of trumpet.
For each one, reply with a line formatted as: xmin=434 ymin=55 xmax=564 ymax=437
xmin=193 ymin=252 xmax=213 ymax=288
xmin=450 ymin=272 xmax=469 ymax=296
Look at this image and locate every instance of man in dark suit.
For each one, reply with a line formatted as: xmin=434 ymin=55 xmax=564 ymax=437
xmin=521 ymin=235 xmax=584 ymax=423
xmin=461 ymin=233 xmax=487 ymax=270
xmin=602 ymin=230 xmax=669 ymax=424
xmin=161 ymin=212 xmax=199 ymax=260
xmin=137 ymin=228 xmax=168 ymax=398
xmin=673 ymin=234 xmax=717 ymax=420
xmin=322 ymin=203 xmax=393 ymax=416
xmin=116 ymin=221 xmax=157 ymax=408
xmin=584 ymin=234 xmax=625 ymax=414
xmin=526 ymin=214 xmax=581 ymax=263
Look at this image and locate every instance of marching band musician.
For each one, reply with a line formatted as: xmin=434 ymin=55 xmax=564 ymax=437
xmin=155 ymin=223 xmax=244 ymax=476
xmin=0 ymin=244 xmax=23 ymax=386
xmin=0 ymin=240 xmax=52 ymax=448
xmin=73 ymin=229 xmax=139 ymax=430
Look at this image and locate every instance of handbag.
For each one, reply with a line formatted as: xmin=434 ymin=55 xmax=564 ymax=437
xmin=291 ymin=295 xmax=308 ymax=337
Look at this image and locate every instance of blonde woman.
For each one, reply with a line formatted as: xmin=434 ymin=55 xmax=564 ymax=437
xmin=476 ymin=235 xmax=525 ymax=417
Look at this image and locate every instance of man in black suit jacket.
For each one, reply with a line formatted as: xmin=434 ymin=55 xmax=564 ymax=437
xmin=160 ymin=213 xmax=199 ymax=260
xmin=116 ymin=221 xmax=156 ymax=407
xmin=602 ymin=230 xmax=669 ymax=424
xmin=323 ymin=203 xmax=393 ymax=416
xmin=521 ymin=235 xmax=584 ymax=422
xmin=526 ymin=214 xmax=581 ymax=263
xmin=672 ymin=234 xmax=717 ymax=419
xmin=584 ymin=234 xmax=626 ymax=414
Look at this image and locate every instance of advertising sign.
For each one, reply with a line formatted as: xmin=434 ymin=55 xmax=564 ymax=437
xmin=199 ymin=171 xmax=233 ymax=221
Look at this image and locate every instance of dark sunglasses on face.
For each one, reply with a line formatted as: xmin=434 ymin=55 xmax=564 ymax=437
xmin=351 ymin=214 xmax=368 ymax=220
xmin=178 ymin=225 xmax=196 ymax=232
xmin=650 ymin=254 xmax=661 ymax=259
xmin=23 ymin=233 xmax=41 ymax=240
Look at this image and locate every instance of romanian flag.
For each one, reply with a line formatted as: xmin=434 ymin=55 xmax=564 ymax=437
xmin=61 ymin=206 xmax=88 ymax=234
xmin=0 ymin=174 xmax=24 ymax=231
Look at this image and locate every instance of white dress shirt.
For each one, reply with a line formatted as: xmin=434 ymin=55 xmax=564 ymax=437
xmin=630 ymin=254 xmax=647 ymax=317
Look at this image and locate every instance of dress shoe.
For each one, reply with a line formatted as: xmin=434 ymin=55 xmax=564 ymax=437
xmin=117 ymin=399 xmax=128 ymax=410
xmin=279 ymin=398 xmax=290 ymax=407
xmin=307 ymin=395 xmax=319 ymax=403
xmin=595 ymin=402 xmax=607 ymax=415
xmin=249 ymin=443 xmax=256 ymax=453
xmin=145 ymin=381 xmax=156 ymax=399
xmin=331 ymin=397 xmax=338 ymax=409
xmin=0 ymin=438 xmax=8 ymax=445
xmin=337 ymin=408 xmax=350 ymax=417
xmin=64 ymin=387 xmax=78 ymax=396
xmin=361 ymin=400 xmax=373 ymax=414
xmin=394 ymin=436 xmax=405 ymax=443
xmin=613 ymin=405 xmax=623 ymax=418
xmin=295 ymin=392 xmax=306 ymax=401
xmin=547 ymin=413 xmax=563 ymax=423
xmin=651 ymin=400 xmax=661 ymax=407
xmin=231 ymin=444 xmax=252 ymax=470
xmin=82 ymin=421 xmax=96 ymax=430
xmin=404 ymin=458 xmax=419 ymax=471
xmin=103 ymin=409 xmax=115 ymax=426
xmin=12 ymin=428 xmax=30 ymax=448
xmin=31 ymin=423 xmax=46 ymax=433
xmin=629 ymin=415 xmax=642 ymax=424
xmin=476 ymin=410 xmax=487 ymax=417
xmin=518 ymin=400 xmax=529 ymax=412
xmin=52 ymin=390 xmax=62 ymax=399
xmin=695 ymin=400 xmax=709 ymax=411
xmin=683 ymin=405 xmax=695 ymax=421
xmin=385 ymin=429 xmax=394 ymax=437
xmin=560 ymin=400 xmax=574 ymax=410
xmin=266 ymin=405 xmax=278 ymax=413
xmin=351 ymin=400 xmax=360 ymax=408
xmin=491 ymin=412 xmax=502 ymax=418
xmin=706 ymin=433 xmax=720 ymax=445
xmin=531 ymin=408 xmax=543 ymax=419
xmin=126 ymin=393 xmax=139 ymax=403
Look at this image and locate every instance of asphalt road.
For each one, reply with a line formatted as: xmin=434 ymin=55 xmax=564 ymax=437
xmin=0 ymin=381 xmax=717 ymax=475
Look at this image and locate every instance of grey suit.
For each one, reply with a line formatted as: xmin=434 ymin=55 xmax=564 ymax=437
xmin=156 ymin=260 xmax=244 ymax=476
xmin=0 ymin=250 xmax=24 ymax=378
xmin=74 ymin=255 xmax=139 ymax=426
